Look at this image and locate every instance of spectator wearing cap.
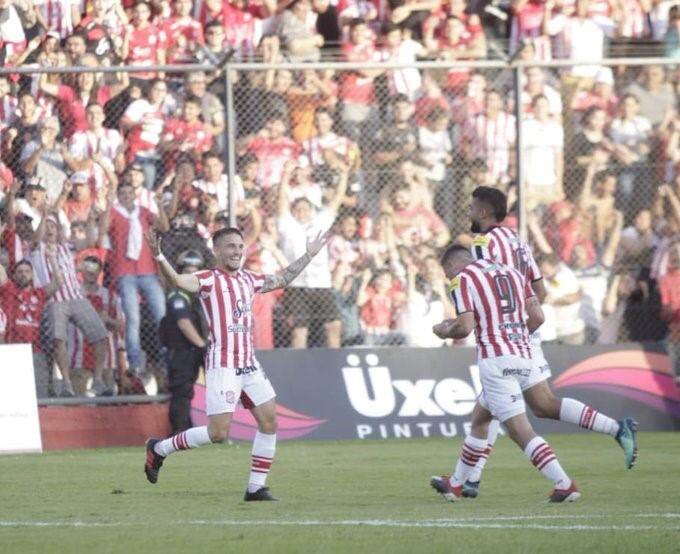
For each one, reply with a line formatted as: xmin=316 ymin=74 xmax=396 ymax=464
xmin=99 ymin=181 xmax=170 ymax=376
xmin=120 ymin=78 xmax=172 ymax=190
xmin=278 ymin=0 xmax=324 ymax=62
xmin=31 ymin=212 xmax=111 ymax=396
xmin=159 ymin=96 xmax=212 ymax=174
xmin=158 ymin=250 xmax=206 ymax=433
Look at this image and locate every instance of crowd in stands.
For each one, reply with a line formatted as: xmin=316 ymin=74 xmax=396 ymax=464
xmin=1 ymin=0 xmax=680 ymax=397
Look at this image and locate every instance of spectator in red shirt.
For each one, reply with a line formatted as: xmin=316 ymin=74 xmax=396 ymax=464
xmin=387 ymin=184 xmax=450 ymax=248
xmin=159 ymin=96 xmax=213 ymax=174
xmin=99 ymin=181 xmax=170 ymax=375
xmin=39 ymin=54 xmax=128 ymax=139
xmin=0 ymin=255 xmax=55 ymax=397
xmin=339 ymin=18 xmax=382 ymax=141
xmin=240 ymin=114 xmax=302 ymax=191
xmin=659 ymin=242 xmax=680 ymax=384
xmin=162 ymin=0 xmax=204 ymax=66
xmin=120 ymin=78 xmax=171 ymax=189
xmin=357 ymin=267 xmax=406 ymax=345
xmin=122 ymin=0 xmax=167 ymax=85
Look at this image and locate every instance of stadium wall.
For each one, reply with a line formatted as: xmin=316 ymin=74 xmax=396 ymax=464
xmin=34 ymin=343 xmax=680 ymax=450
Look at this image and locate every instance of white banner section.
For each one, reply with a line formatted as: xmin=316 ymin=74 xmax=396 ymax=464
xmin=0 ymin=344 xmax=42 ymax=454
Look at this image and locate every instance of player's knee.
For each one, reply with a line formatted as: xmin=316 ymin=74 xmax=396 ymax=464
xmin=258 ymin=415 xmax=277 ymax=434
xmin=532 ymin=396 xmax=561 ymax=419
xmin=208 ymin=424 xmax=230 ymax=443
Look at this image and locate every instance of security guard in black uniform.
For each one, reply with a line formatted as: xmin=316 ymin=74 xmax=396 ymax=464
xmin=160 ymin=250 xmax=206 ymax=434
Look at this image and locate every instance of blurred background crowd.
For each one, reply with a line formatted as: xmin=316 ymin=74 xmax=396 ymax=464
xmin=1 ymin=0 xmax=680 ymax=402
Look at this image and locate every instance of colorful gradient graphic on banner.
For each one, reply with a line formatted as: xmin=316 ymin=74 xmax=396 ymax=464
xmin=191 ymin=383 xmax=327 ymax=441
xmin=553 ymin=350 xmax=680 ymax=419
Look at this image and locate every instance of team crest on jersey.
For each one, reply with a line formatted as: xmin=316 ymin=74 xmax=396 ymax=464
xmin=472 ymin=235 xmax=490 ymax=247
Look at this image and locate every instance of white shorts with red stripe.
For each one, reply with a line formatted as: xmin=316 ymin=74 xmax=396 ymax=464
xmin=477 ymin=355 xmax=532 ymax=422
xmin=205 ymin=364 xmax=276 ymax=416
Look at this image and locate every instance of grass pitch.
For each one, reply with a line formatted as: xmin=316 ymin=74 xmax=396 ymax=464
xmin=0 ymin=433 xmax=678 ymax=554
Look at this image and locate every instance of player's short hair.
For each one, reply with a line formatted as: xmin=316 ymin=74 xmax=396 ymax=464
xmin=14 ymin=259 xmax=33 ymax=271
xmin=440 ymin=244 xmax=471 ymax=267
xmin=212 ymin=227 xmax=243 ymax=244
xmin=472 ymin=186 xmax=507 ymax=222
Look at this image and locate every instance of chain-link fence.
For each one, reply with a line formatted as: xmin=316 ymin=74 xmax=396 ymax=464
xmin=1 ymin=57 xmax=679 ymax=400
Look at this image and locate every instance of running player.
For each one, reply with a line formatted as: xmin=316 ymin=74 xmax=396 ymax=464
xmin=431 ymin=244 xmax=580 ymax=502
xmin=143 ymin=226 xmax=329 ymax=500
xmin=461 ymin=186 xmax=637 ymax=499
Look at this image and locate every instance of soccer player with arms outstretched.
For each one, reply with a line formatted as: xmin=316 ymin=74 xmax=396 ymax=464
xmin=452 ymin=187 xmax=637 ymax=499
xmin=431 ymin=245 xmax=580 ymax=502
xmin=143 ymin=226 xmax=329 ymax=500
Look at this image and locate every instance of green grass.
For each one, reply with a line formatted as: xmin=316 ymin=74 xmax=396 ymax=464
xmin=0 ymin=433 xmax=679 ymax=554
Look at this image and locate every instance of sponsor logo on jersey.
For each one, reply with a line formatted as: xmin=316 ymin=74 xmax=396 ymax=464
xmin=472 ymin=235 xmax=490 ymax=247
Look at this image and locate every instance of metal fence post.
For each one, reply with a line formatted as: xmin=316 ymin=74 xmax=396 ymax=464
xmin=224 ymin=64 xmax=237 ymax=228
xmin=513 ymin=62 xmax=527 ymax=242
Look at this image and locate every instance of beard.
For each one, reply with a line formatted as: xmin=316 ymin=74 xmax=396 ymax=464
xmin=470 ymin=221 xmax=482 ymax=233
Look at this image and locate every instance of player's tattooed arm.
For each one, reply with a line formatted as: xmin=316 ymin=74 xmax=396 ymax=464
xmin=260 ymin=230 xmax=331 ymax=293
xmin=432 ymin=313 xmax=475 ymax=339
xmin=526 ymin=295 xmax=545 ymax=333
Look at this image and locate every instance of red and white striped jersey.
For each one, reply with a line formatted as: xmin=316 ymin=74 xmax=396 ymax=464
xmin=0 ymin=306 xmax=6 ymax=335
xmin=449 ymin=259 xmax=534 ymax=359
xmin=31 ymin=242 xmax=84 ymax=302
xmin=33 ymin=0 xmax=77 ymax=39
xmin=69 ymin=129 xmax=123 ymax=191
xmin=196 ymin=268 xmax=266 ymax=370
xmin=462 ymin=112 xmax=516 ymax=184
xmin=68 ymin=285 xmax=123 ymax=369
xmin=471 ymin=226 xmax=542 ymax=283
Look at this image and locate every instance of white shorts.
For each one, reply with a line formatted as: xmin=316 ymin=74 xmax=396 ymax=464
xmin=477 ymin=355 xmax=533 ymax=423
xmin=526 ymin=342 xmax=552 ymax=390
xmin=205 ymin=364 xmax=276 ymax=416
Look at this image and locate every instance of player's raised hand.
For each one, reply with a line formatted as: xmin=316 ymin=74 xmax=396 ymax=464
xmin=146 ymin=229 xmax=162 ymax=258
xmin=306 ymin=230 xmax=330 ymax=257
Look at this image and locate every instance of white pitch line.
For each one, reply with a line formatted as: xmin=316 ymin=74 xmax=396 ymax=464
xmin=1 ymin=518 xmax=680 ymax=532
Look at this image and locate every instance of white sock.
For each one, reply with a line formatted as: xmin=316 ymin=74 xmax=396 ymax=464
xmin=154 ymin=426 xmax=211 ymax=457
xmin=247 ymin=431 xmax=276 ymax=493
xmin=467 ymin=419 xmax=500 ymax=482
xmin=450 ymin=435 xmax=488 ymax=487
xmin=524 ymin=436 xmax=571 ymax=489
xmin=560 ymin=398 xmax=620 ymax=437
